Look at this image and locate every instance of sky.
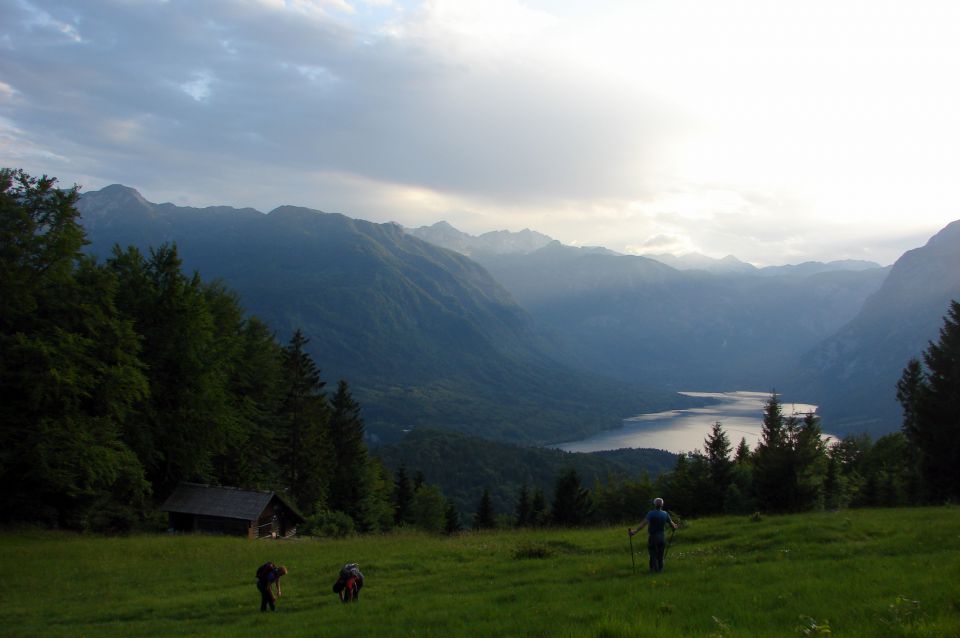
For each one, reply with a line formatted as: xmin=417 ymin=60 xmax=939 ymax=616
xmin=2 ymin=0 xmax=960 ymax=266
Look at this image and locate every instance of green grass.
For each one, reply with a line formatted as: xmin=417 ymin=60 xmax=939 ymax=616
xmin=3 ymin=507 xmax=959 ymax=637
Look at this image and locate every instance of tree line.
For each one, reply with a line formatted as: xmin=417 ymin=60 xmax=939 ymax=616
xmin=0 ymin=170 xmax=459 ymax=533
xmin=472 ymin=299 xmax=960 ymax=527
xmin=4 ymin=170 xmax=956 ymax=533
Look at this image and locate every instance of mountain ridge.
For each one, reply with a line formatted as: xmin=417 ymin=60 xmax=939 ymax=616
xmin=76 ymin=185 xmax=684 ymax=446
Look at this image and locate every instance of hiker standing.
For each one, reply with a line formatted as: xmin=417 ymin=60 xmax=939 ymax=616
xmin=256 ymin=563 xmax=288 ymax=612
xmin=629 ymin=498 xmax=678 ymax=573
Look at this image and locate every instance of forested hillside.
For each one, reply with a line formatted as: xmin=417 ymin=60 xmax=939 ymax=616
xmin=1 ymin=171 xmax=384 ymax=529
xmin=373 ymin=428 xmax=676 ymax=516
xmin=77 ymin=185 xmax=684 ymax=445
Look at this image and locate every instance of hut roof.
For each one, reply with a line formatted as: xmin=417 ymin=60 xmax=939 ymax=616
xmin=160 ymin=483 xmax=303 ymax=522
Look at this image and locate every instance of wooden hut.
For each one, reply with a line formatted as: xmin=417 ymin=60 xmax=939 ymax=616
xmin=160 ymin=483 xmax=304 ymax=539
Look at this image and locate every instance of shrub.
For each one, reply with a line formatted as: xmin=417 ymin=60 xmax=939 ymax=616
xmin=302 ymin=511 xmax=356 ymax=538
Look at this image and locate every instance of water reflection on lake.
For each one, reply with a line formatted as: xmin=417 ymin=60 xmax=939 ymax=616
xmin=557 ymin=391 xmax=821 ymax=454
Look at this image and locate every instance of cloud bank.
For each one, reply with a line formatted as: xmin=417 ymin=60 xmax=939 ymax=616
xmin=2 ymin=0 xmax=959 ymax=265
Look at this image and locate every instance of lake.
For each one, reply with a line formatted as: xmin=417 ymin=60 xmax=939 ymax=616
xmin=557 ymin=391 xmax=822 ymax=454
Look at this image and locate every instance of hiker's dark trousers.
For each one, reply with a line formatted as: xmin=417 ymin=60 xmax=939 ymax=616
xmin=258 ymin=580 xmax=275 ymax=611
xmin=648 ymin=533 xmax=666 ymax=572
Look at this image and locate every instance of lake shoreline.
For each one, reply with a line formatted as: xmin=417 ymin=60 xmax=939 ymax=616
xmin=557 ymin=390 xmax=822 ymax=455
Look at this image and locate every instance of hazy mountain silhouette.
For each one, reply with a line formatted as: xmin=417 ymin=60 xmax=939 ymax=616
xmin=408 ymin=221 xmax=559 ymax=257
xmin=645 ymin=252 xmax=758 ymax=274
xmin=76 ymin=185 xmax=682 ymax=445
xmin=77 ymin=187 xmax=956 ymax=441
xmin=412 ymin=225 xmax=889 ymax=394
xmin=796 ymin=219 xmax=960 ymax=434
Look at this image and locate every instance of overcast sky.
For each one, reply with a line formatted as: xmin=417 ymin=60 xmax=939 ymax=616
xmin=2 ymin=0 xmax=959 ymax=265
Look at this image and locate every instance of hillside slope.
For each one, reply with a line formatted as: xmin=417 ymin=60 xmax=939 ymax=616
xmin=77 ymin=185 xmax=681 ymax=444
xmin=797 ymin=219 xmax=960 ymax=434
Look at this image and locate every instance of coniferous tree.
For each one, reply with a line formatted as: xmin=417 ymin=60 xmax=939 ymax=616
xmin=328 ymin=380 xmax=372 ymax=528
xmin=213 ymin=317 xmax=284 ymax=489
xmin=897 ymin=358 xmax=925 ymax=446
xmin=551 ymin=468 xmax=594 ymax=526
xmin=898 ymin=301 xmax=960 ymax=502
xmin=753 ymin=392 xmax=793 ymax=511
xmin=734 ymin=437 xmax=752 ymax=466
xmin=724 ymin=437 xmax=755 ymax=513
xmin=704 ymin=421 xmax=734 ymax=513
xmin=831 ymin=434 xmax=870 ymax=507
xmin=515 ymin=483 xmax=532 ymax=527
xmin=664 ymin=451 xmax=712 ymax=515
xmin=823 ymin=450 xmax=845 ymax=510
xmin=444 ymin=498 xmax=462 ymax=535
xmin=278 ymin=329 xmax=333 ymax=515
xmin=0 ymin=170 xmax=149 ymax=529
xmin=530 ymin=488 xmax=548 ymax=526
xmin=364 ymin=458 xmax=397 ymax=532
xmin=108 ymin=244 xmax=243 ymax=497
xmin=790 ymin=412 xmax=828 ymax=510
xmin=393 ymin=465 xmax=414 ymax=525
xmin=410 ymin=483 xmax=447 ymax=533
xmin=473 ymin=488 xmax=496 ymax=530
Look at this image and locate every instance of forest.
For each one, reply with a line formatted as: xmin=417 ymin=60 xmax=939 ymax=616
xmin=2 ymin=169 xmax=958 ymax=535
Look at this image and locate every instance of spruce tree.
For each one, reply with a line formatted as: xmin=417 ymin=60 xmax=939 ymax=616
xmin=473 ymin=488 xmax=496 ymax=530
xmin=734 ymin=437 xmax=751 ymax=466
xmin=515 ymin=483 xmax=532 ymax=527
xmin=444 ymin=498 xmax=462 ymax=535
xmin=530 ymin=488 xmax=548 ymax=526
xmin=278 ymin=329 xmax=333 ymax=515
xmin=896 ymin=358 xmax=925 ymax=445
xmin=753 ymin=392 xmax=792 ymax=511
xmin=551 ymin=468 xmax=594 ymax=526
xmin=898 ymin=302 xmax=960 ymax=501
xmin=108 ymin=244 xmax=242 ymax=497
xmin=791 ymin=412 xmax=828 ymax=510
xmin=328 ymin=380 xmax=372 ymax=528
xmin=704 ymin=421 xmax=734 ymax=513
xmin=214 ymin=317 xmax=284 ymax=489
xmin=393 ymin=465 xmax=414 ymax=525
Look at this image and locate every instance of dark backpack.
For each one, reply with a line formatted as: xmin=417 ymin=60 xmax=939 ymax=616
xmin=256 ymin=562 xmax=276 ymax=581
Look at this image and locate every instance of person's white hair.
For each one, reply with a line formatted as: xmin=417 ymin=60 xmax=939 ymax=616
xmin=653 ymin=497 xmax=664 ymax=508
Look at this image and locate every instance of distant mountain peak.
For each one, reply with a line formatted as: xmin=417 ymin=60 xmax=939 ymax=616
xmin=645 ymin=252 xmax=757 ymax=274
xmin=408 ymin=221 xmax=554 ymax=256
xmin=77 ymin=183 xmax=155 ymax=219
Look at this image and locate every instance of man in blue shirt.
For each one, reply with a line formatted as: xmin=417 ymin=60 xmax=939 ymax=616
xmin=629 ymin=498 xmax=679 ymax=573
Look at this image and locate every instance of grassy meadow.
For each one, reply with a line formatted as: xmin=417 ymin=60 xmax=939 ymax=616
xmin=3 ymin=507 xmax=959 ymax=637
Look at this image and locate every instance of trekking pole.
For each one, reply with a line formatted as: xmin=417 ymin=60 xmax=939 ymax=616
xmin=628 ymin=530 xmax=636 ymax=573
xmin=664 ymin=525 xmax=676 ymax=560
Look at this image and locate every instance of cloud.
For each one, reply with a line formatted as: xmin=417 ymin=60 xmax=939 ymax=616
xmin=1 ymin=0 xmax=958 ymax=267
xmin=179 ymin=71 xmax=215 ymax=102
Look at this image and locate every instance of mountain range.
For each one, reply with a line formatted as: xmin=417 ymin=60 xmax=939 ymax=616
xmin=796 ymin=220 xmax=960 ymax=432
xmin=77 ymin=185 xmax=960 ymax=442
xmin=412 ymin=224 xmax=890 ymax=393
xmin=411 ymin=219 xmax=960 ymax=435
xmin=76 ymin=185 xmax=683 ymax=446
